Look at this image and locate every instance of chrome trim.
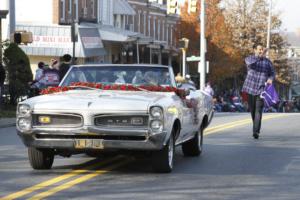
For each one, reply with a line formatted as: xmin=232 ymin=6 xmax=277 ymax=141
xmin=88 ymin=127 xmax=149 ymax=137
xmin=149 ymin=106 xmax=164 ymax=134
xmin=93 ymin=114 xmax=149 ymax=128
xmin=32 ymin=113 xmax=83 ymax=128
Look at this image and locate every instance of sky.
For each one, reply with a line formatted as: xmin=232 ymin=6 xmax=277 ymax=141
xmin=1 ymin=0 xmax=299 ymax=33
xmin=274 ymin=0 xmax=300 ymax=32
xmin=179 ymin=0 xmax=300 ymax=33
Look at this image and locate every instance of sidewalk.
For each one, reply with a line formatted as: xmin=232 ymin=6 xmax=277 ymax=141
xmin=0 ymin=118 xmax=16 ymax=128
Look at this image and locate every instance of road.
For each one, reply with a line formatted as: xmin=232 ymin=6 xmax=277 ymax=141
xmin=1 ymin=113 xmax=300 ymax=200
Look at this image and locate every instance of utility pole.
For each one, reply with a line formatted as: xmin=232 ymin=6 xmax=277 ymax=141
xmin=150 ymin=47 xmax=152 ymax=64
xmin=136 ymin=37 xmax=139 ymax=64
xmin=200 ymin=0 xmax=206 ymax=90
xmin=266 ymin=0 xmax=272 ymax=58
xmin=9 ymin=0 xmax=15 ymax=35
xmin=71 ymin=20 xmax=78 ymax=64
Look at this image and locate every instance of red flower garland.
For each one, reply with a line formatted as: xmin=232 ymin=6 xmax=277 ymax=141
xmin=40 ymin=82 xmax=183 ymax=96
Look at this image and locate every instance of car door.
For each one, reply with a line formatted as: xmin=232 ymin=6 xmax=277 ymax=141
xmin=178 ymin=84 xmax=199 ymax=140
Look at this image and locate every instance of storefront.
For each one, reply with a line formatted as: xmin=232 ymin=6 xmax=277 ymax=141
xmin=16 ymin=24 xmax=106 ymax=75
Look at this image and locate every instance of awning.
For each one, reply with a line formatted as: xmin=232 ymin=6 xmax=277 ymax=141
xmin=99 ymin=25 xmax=139 ymax=42
xmin=16 ymin=24 xmax=106 ymax=58
xmin=113 ymin=0 xmax=136 ymax=15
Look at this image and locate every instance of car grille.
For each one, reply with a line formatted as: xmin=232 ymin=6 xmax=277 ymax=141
xmin=32 ymin=114 xmax=83 ymax=127
xmin=94 ymin=115 xmax=148 ymax=128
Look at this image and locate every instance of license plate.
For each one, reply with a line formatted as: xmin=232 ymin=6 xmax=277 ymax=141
xmin=74 ymin=139 xmax=104 ymax=149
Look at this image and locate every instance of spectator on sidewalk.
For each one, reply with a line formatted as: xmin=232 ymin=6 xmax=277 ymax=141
xmin=59 ymin=54 xmax=72 ymax=81
xmin=30 ymin=62 xmax=45 ymax=89
xmin=0 ymin=63 xmax=6 ymax=106
xmin=41 ymin=59 xmax=60 ymax=88
xmin=185 ymin=74 xmax=195 ymax=87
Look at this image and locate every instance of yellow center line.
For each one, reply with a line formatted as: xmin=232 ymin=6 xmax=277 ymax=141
xmin=28 ymin=158 xmax=133 ymax=200
xmin=204 ymin=114 xmax=286 ymax=135
xmin=205 ymin=118 xmax=251 ymax=132
xmin=0 ymin=156 xmax=124 ymax=200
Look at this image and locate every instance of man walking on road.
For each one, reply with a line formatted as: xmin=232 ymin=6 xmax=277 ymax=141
xmin=242 ymin=43 xmax=275 ymax=139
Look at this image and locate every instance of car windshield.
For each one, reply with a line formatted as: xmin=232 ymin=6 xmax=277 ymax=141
xmin=60 ymin=65 xmax=175 ymax=87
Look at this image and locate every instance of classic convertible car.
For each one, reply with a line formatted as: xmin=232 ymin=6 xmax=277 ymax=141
xmin=17 ymin=64 xmax=213 ymax=173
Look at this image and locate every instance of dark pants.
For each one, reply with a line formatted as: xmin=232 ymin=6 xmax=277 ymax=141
xmin=248 ymin=94 xmax=264 ymax=134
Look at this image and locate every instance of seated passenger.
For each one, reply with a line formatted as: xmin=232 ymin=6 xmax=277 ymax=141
xmin=132 ymin=71 xmax=144 ymax=84
xmin=114 ymin=71 xmax=126 ymax=84
xmin=185 ymin=74 xmax=195 ymax=87
xmin=159 ymin=72 xmax=171 ymax=85
xmin=175 ymin=73 xmax=185 ymax=83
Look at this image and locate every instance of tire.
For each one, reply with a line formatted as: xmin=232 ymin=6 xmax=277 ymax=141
xmin=152 ymin=133 xmax=175 ymax=173
xmin=28 ymin=147 xmax=54 ymax=169
xmin=182 ymin=126 xmax=203 ymax=156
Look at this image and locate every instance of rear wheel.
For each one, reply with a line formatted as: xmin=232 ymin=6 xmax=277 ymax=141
xmin=152 ymin=132 xmax=175 ymax=173
xmin=28 ymin=147 xmax=54 ymax=169
xmin=182 ymin=126 xmax=203 ymax=156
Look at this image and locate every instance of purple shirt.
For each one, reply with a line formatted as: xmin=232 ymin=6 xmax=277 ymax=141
xmin=242 ymin=55 xmax=275 ymax=95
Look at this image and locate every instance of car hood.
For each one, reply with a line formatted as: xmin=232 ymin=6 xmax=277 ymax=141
xmin=24 ymin=90 xmax=169 ymax=112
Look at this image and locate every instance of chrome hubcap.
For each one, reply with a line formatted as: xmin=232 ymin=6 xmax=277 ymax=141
xmin=168 ymin=136 xmax=174 ymax=168
xmin=198 ymin=129 xmax=202 ymax=150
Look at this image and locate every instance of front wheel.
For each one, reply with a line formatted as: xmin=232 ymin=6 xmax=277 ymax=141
xmin=182 ymin=126 xmax=203 ymax=156
xmin=28 ymin=147 xmax=54 ymax=169
xmin=151 ymin=133 xmax=175 ymax=173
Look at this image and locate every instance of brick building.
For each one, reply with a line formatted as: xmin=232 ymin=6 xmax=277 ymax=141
xmin=3 ymin=0 xmax=180 ymax=75
xmin=127 ymin=0 xmax=179 ymax=65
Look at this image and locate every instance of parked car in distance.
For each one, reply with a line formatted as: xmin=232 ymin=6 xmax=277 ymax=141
xmin=16 ymin=64 xmax=214 ymax=173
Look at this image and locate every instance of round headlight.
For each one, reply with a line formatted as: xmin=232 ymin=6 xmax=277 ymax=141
xmin=150 ymin=120 xmax=163 ymax=133
xmin=18 ymin=118 xmax=31 ymax=131
xmin=18 ymin=104 xmax=31 ymax=117
xmin=150 ymin=107 xmax=163 ymax=119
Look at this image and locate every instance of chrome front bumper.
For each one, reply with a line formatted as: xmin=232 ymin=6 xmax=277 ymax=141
xmin=17 ymin=126 xmax=168 ymax=151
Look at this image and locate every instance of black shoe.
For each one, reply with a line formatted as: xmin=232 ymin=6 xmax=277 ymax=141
xmin=253 ymin=133 xmax=259 ymax=139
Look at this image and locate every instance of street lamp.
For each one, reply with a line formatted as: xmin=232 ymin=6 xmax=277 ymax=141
xmin=179 ymin=38 xmax=189 ymax=77
xmin=266 ymin=0 xmax=272 ymax=58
